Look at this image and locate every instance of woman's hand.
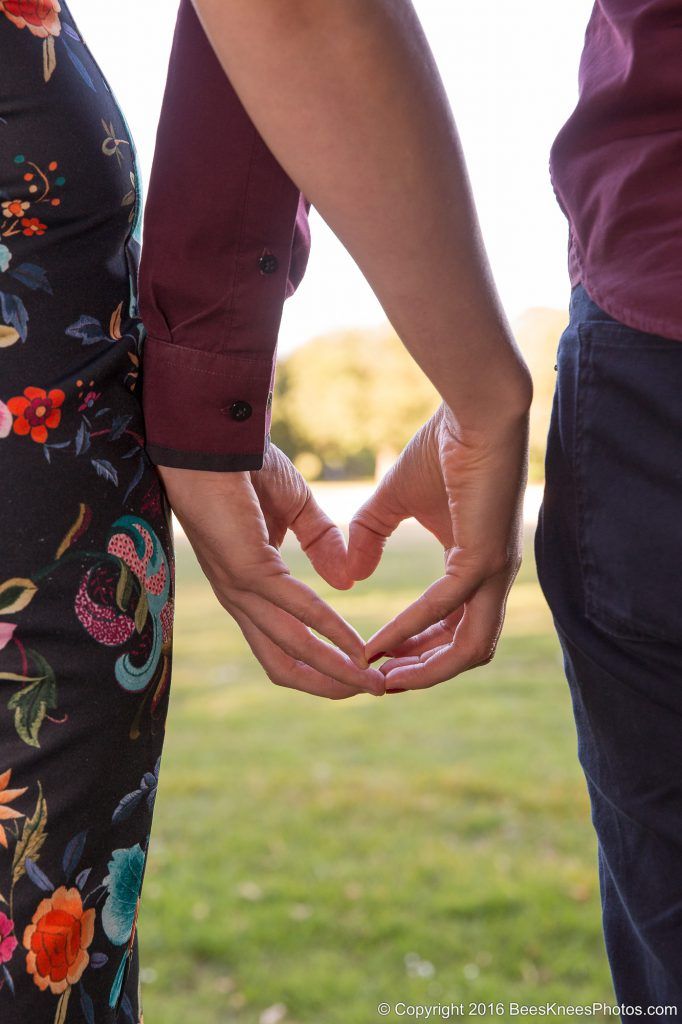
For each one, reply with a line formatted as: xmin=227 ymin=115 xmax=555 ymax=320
xmin=347 ymin=403 xmax=529 ymax=690
xmin=159 ymin=445 xmax=385 ymax=699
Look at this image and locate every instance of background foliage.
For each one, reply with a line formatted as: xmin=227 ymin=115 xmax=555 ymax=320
xmin=271 ymin=310 xmax=567 ymax=481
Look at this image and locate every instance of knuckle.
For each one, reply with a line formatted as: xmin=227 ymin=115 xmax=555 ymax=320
xmin=472 ymin=639 xmax=498 ymax=667
xmin=454 ymin=639 xmax=482 ymax=666
xmin=507 ymin=551 xmax=523 ymax=578
xmin=426 ymin=593 xmax=456 ymax=621
xmin=452 ymin=546 xmax=522 ymax=584
xmin=489 ymin=548 xmax=523 ymax=580
xmin=307 ymin=594 xmax=330 ymax=624
xmin=209 ymin=564 xmax=239 ymax=598
xmin=289 ymin=488 xmax=313 ymax=527
xmin=288 ymin=586 xmax=323 ymax=626
xmin=477 ymin=649 xmax=496 ymax=667
xmin=243 ymin=564 xmax=275 ymax=592
xmin=350 ymin=507 xmax=387 ymax=537
xmin=277 ymin=637 xmax=300 ymax=662
xmin=267 ymin=672 xmax=290 ymax=689
xmin=477 ymin=554 xmax=511 ymax=581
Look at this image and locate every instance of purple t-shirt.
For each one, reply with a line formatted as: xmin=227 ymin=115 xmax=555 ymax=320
xmin=549 ymin=0 xmax=682 ymax=340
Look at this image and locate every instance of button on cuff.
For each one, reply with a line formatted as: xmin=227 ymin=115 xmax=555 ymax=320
xmin=141 ymin=336 xmax=274 ymax=469
xmin=226 ymin=400 xmax=253 ymax=422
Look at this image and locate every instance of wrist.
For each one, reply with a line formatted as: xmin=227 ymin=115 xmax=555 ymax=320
xmin=439 ymin=358 xmax=532 ymax=436
xmin=157 ymin=464 xmax=250 ymax=496
xmin=439 ymin=385 xmax=531 ymax=446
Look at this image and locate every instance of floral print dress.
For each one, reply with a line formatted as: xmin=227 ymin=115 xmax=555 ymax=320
xmin=0 ymin=3 xmax=174 ymax=1022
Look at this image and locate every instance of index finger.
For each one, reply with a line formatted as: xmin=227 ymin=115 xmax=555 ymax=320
xmin=233 ymin=608 xmax=369 ymax=700
xmin=365 ymin=572 xmax=478 ymax=661
xmin=245 ymin=569 xmax=371 ymax=669
xmin=379 ymin=576 xmax=512 ymax=690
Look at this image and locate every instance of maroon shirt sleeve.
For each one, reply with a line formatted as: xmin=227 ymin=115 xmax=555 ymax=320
xmin=138 ymin=0 xmax=311 ymax=471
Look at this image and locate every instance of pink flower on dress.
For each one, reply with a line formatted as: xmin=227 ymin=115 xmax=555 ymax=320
xmin=160 ymin=600 xmax=174 ymax=645
xmin=108 ymin=523 xmax=167 ymax=598
xmin=74 ymin=564 xmax=135 ymax=647
xmin=77 ymin=389 xmax=101 ymax=412
xmin=0 ymin=623 xmax=16 ymax=651
xmin=0 ymin=912 xmax=18 ymax=966
xmin=0 ymin=400 xmax=11 ymax=439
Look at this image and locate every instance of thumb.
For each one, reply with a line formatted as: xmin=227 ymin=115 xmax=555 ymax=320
xmin=289 ymin=492 xmax=355 ymax=591
xmin=347 ymin=473 xmax=407 ymax=581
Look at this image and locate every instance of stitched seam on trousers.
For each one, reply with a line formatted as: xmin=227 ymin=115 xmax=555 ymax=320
xmin=574 ymin=323 xmax=593 ymax=622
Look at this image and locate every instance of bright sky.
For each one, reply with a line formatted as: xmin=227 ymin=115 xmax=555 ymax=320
xmin=69 ymin=0 xmax=593 ymax=354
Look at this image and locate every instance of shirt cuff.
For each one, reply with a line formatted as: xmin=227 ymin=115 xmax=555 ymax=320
xmin=141 ymin=335 xmax=275 ymax=472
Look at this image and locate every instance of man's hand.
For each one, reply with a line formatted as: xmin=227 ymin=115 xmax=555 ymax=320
xmin=347 ymin=403 xmax=529 ymax=690
xmin=187 ymin=0 xmax=533 ymax=697
xmin=159 ymin=445 xmax=385 ymax=699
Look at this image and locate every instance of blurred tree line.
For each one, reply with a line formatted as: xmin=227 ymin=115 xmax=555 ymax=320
xmin=271 ymin=309 xmax=567 ymax=482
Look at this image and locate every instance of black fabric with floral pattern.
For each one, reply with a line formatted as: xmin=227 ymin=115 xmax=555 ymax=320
xmin=0 ymin=4 xmax=174 ymax=1022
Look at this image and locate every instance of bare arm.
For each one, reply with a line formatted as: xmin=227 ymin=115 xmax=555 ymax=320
xmin=179 ymin=0 xmax=532 ymax=689
xmin=189 ymin=0 xmax=532 ymax=425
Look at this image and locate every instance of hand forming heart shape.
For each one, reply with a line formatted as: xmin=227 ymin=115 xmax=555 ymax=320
xmin=158 ymin=402 xmax=528 ymax=700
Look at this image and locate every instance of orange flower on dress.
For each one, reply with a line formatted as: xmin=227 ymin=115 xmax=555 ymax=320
xmin=21 ymin=216 xmax=47 ymax=236
xmin=0 ymin=0 xmax=61 ymax=38
xmin=23 ymin=886 xmax=95 ymax=994
xmin=0 ymin=768 xmax=28 ymax=848
xmin=7 ymin=386 xmax=64 ymax=443
xmin=1 ymin=199 xmax=30 ymax=219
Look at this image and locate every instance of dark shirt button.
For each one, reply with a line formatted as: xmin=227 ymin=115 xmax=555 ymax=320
xmin=258 ymin=253 xmax=279 ymax=275
xmin=228 ymin=400 xmax=253 ymax=422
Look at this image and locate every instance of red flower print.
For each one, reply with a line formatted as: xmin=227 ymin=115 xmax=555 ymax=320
xmin=1 ymin=199 xmax=30 ymax=219
xmin=23 ymin=886 xmax=95 ymax=994
xmin=21 ymin=216 xmax=47 ymax=236
xmin=6 ymin=386 xmax=64 ymax=444
xmin=0 ymin=0 xmax=61 ymax=38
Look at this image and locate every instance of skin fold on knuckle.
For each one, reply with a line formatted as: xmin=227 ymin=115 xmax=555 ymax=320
xmin=303 ymin=593 xmax=350 ymax=642
xmin=213 ymin=555 xmax=270 ymax=596
xmin=463 ymin=637 xmax=498 ymax=670
xmin=263 ymin=667 xmax=293 ymax=689
xmin=297 ymin=516 xmax=338 ymax=556
xmin=423 ymin=590 xmax=459 ymax=624
xmin=247 ymin=567 xmax=293 ymax=603
xmin=350 ymin=508 xmax=391 ymax=541
xmin=295 ymin=636 xmax=358 ymax=682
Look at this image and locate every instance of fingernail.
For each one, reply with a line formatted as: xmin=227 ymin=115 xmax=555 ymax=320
xmin=386 ymin=687 xmax=406 ymax=694
xmin=368 ymin=651 xmax=388 ymax=665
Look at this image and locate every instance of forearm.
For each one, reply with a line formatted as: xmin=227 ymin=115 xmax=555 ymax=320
xmin=190 ymin=0 xmax=532 ymax=427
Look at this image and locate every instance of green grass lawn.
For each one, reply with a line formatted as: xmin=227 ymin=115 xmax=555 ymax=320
xmin=138 ymin=523 xmax=615 ymax=1024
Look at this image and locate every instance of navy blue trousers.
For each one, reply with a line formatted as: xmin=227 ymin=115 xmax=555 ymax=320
xmin=535 ymin=283 xmax=682 ymax=1008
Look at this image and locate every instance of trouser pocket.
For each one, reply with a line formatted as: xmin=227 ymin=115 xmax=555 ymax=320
xmin=574 ymin=319 xmax=682 ymax=642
